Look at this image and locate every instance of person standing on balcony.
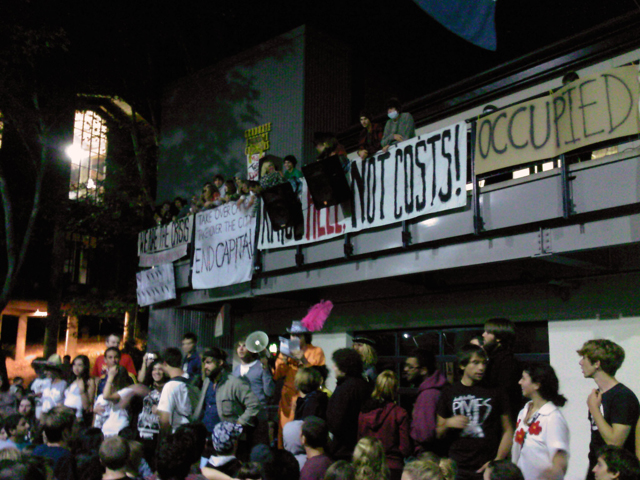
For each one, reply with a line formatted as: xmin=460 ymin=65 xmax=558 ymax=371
xmin=275 ymin=321 xmax=325 ymax=448
xmin=357 ymin=111 xmax=383 ymax=160
xmin=381 ymin=98 xmax=415 ymax=152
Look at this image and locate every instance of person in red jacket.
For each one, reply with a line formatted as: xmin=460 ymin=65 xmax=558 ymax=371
xmin=358 ymin=370 xmax=412 ymax=480
xmin=92 ymin=333 xmax=137 ymax=378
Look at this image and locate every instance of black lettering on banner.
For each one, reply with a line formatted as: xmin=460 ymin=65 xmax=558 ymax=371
xmin=477 ymin=118 xmax=492 ymax=159
xmin=366 ymin=157 xmax=376 ymax=223
xmin=394 ymin=149 xmax=403 ymax=219
xmin=579 ymin=79 xmax=604 ymax=138
xmin=530 ymin=102 xmax=552 ymax=150
xmin=438 ymin=129 xmax=453 ymax=203
xmin=491 ymin=113 xmax=508 ymax=154
xmin=553 ymin=96 xmax=566 ymax=148
xmin=377 ymin=155 xmax=386 ymax=220
xmin=414 ymin=140 xmax=427 ymax=211
xmin=562 ymin=87 xmax=580 ymax=145
xmin=427 ymin=134 xmax=441 ymax=206
xmin=603 ymin=73 xmax=634 ymax=134
xmin=403 ymin=145 xmax=414 ymax=215
xmin=350 ymin=161 xmax=366 ymax=228
xmin=508 ymin=106 xmax=529 ymax=149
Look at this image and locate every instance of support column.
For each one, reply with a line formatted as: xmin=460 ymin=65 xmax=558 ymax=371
xmin=16 ymin=315 xmax=28 ymax=361
xmin=65 ymin=315 xmax=78 ymax=358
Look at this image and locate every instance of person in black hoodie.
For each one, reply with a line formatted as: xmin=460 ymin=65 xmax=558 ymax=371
xmin=326 ymin=348 xmax=371 ymax=460
xmin=482 ymin=318 xmax=522 ymax=424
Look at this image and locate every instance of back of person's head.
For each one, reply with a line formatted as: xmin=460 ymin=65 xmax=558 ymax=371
xmin=403 ymin=459 xmax=448 ymax=480
xmin=598 ymin=445 xmax=640 ymax=480
xmin=302 ymin=416 xmax=328 ymax=449
xmin=352 ymin=437 xmax=389 ymax=480
xmin=410 ymin=348 xmax=437 ymax=375
xmin=324 ymin=460 xmax=355 ymax=480
xmin=126 ymin=440 xmax=144 ymax=476
xmin=237 ymin=461 xmax=263 ymax=479
xmin=332 ymin=348 xmax=363 ymax=378
xmin=524 ymin=363 xmax=567 ymax=407
xmin=484 ymin=318 xmax=516 ymax=349
xmin=371 ymin=370 xmax=399 ymax=403
xmin=99 ymin=436 xmax=130 ymax=471
xmin=456 ymin=344 xmax=487 ymax=369
xmin=577 ymin=339 xmax=625 ymax=376
xmin=174 ymin=422 xmax=208 ymax=463
xmin=0 ymin=457 xmax=50 ymax=480
xmin=295 ymin=367 xmax=322 ymax=394
xmin=202 ymin=347 xmax=227 ymax=364
xmin=487 ymin=460 xmax=524 ymax=480
xmin=77 ymin=427 xmax=105 ymax=455
xmin=156 ymin=433 xmax=193 ymax=480
xmin=112 ymin=365 xmax=134 ymax=391
xmin=4 ymin=414 xmax=23 ymax=437
xmin=161 ymin=347 xmax=183 ymax=368
xmin=41 ymin=406 xmax=75 ymax=443
xmin=262 ymin=448 xmax=300 ymax=480
xmin=182 ymin=332 xmax=197 ymax=343
xmin=312 ymin=365 xmax=329 ymax=383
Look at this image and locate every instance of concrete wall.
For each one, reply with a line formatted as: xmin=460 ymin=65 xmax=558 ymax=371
xmin=549 ymin=317 xmax=640 ymax=480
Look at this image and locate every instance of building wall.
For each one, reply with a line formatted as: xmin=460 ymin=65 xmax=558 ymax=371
xmin=550 ymin=317 xmax=640 ymax=480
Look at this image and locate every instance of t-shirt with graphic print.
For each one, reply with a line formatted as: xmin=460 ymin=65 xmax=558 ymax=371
xmin=437 ymin=381 xmax=509 ymax=474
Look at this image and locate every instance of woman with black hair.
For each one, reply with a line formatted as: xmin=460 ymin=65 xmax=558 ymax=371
xmin=64 ymin=355 xmax=95 ymax=425
xmin=136 ymin=357 xmax=168 ymax=470
xmin=511 ymin=363 xmax=570 ymax=480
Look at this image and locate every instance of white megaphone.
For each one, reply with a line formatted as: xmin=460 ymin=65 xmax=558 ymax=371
xmin=246 ymin=331 xmax=270 ymax=355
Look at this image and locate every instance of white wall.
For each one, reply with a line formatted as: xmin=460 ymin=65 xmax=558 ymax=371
xmin=549 ymin=317 xmax=640 ymax=480
xmin=312 ymin=332 xmax=352 ymax=391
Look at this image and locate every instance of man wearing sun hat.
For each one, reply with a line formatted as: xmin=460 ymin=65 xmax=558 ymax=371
xmin=274 ymin=320 xmax=325 ymax=448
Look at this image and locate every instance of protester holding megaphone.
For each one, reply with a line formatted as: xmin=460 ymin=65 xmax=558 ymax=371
xmin=232 ymin=335 xmax=275 ymax=447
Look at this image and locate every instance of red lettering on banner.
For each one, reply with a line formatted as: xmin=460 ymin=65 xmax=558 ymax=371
xmin=334 ymin=207 xmax=343 ymax=234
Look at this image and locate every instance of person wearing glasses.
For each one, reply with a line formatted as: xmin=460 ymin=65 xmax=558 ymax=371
xmin=404 ymin=348 xmax=447 ymax=456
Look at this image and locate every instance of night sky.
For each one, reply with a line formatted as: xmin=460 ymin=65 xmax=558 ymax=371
xmin=3 ymin=0 xmax=638 ymax=124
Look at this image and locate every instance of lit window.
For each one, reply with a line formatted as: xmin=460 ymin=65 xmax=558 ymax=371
xmin=68 ymin=110 xmax=108 ymax=202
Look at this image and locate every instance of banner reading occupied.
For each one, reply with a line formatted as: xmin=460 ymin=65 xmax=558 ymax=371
xmin=138 ymin=216 xmax=194 ymax=267
xmin=192 ymin=203 xmax=256 ymax=289
xmin=475 ymin=65 xmax=640 ymax=174
xmin=259 ymin=122 xmax=467 ymax=249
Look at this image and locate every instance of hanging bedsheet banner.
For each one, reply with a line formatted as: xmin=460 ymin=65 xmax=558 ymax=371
xmin=191 ymin=203 xmax=257 ymax=289
xmin=259 ymin=121 xmax=467 ymax=250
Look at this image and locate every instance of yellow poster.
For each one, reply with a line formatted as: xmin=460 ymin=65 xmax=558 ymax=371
xmin=475 ymin=65 xmax=640 ymax=174
xmin=245 ymin=123 xmax=272 ymax=181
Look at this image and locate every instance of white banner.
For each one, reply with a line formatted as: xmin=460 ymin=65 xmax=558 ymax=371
xmin=259 ymin=122 xmax=467 ymax=249
xmin=138 ymin=216 xmax=194 ymax=267
xmin=136 ymin=264 xmax=176 ymax=307
xmin=191 ymin=203 xmax=256 ymax=289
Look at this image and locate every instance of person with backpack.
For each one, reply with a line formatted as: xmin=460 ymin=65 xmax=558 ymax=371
xmin=193 ymin=347 xmax=262 ymax=435
xmin=157 ymin=347 xmax=200 ymax=440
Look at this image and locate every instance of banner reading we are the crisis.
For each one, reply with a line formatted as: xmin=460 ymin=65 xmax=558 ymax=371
xmin=475 ymin=65 xmax=640 ymax=174
xmin=259 ymin=122 xmax=467 ymax=249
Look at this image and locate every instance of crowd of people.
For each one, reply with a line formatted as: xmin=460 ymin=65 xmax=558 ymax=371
xmin=150 ymin=96 xmax=418 ymax=228
xmin=1 ymin=320 xmax=638 ymax=480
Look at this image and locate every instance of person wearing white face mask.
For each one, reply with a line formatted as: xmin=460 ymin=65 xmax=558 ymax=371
xmin=381 ymin=97 xmax=415 ymax=152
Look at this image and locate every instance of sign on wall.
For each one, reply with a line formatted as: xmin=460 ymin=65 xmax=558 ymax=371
xmin=138 ymin=216 xmax=194 ymax=267
xmin=259 ymin=122 xmax=468 ymax=249
xmin=136 ymin=264 xmax=176 ymax=307
xmin=475 ymin=65 xmax=640 ymax=174
xmin=191 ymin=203 xmax=257 ymax=289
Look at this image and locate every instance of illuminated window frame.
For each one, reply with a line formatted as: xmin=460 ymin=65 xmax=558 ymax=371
xmin=68 ymin=110 xmax=108 ymax=202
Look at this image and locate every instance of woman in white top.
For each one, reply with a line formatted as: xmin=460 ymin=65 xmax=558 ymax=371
xmin=94 ymin=365 xmax=134 ymax=437
xmin=64 ymin=355 xmax=95 ymax=424
xmin=512 ymin=363 xmax=570 ymax=480
xmin=41 ymin=359 xmax=67 ymax=414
